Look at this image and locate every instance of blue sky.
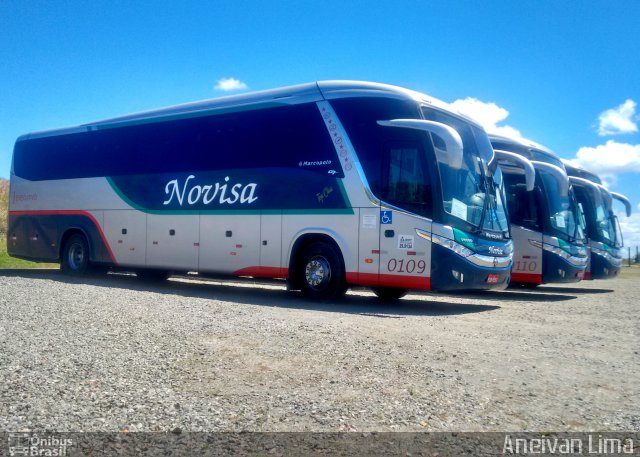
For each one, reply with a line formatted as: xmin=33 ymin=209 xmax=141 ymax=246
xmin=2 ymin=1 xmax=640 ymax=245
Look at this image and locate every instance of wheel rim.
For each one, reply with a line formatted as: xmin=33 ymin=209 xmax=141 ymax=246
xmin=68 ymin=242 xmax=85 ymax=271
xmin=304 ymin=255 xmax=331 ymax=290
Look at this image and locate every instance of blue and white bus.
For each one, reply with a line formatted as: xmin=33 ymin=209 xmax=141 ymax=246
xmin=563 ymin=161 xmax=630 ymax=279
xmin=8 ymin=81 xmax=513 ymax=300
xmin=489 ymin=134 xmax=588 ymax=287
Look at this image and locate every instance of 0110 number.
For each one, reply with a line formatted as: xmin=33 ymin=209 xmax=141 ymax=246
xmin=514 ymin=261 xmax=537 ymax=272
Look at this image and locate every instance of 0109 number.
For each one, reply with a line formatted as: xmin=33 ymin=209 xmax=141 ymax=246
xmin=387 ymin=259 xmax=426 ymax=274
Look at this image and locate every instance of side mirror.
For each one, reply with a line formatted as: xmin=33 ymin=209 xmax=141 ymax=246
xmin=611 ymin=192 xmax=632 ymax=217
xmin=569 ymin=175 xmax=616 ymax=212
xmin=377 ymin=119 xmax=463 ymax=170
xmin=531 ymin=161 xmax=569 ymax=197
xmin=491 ymin=149 xmax=535 ymax=192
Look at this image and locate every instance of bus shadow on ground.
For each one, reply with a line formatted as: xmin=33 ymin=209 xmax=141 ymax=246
xmin=0 ymin=269 xmax=500 ymax=317
xmin=435 ymin=289 xmax=578 ymax=302
xmin=532 ymin=285 xmax=614 ymax=294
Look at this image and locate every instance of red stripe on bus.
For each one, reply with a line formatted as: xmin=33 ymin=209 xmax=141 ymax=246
xmin=510 ymin=272 xmax=542 ymax=284
xmin=8 ymin=210 xmax=117 ymax=265
xmin=346 ymin=272 xmax=431 ymax=290
xmin=232 ymin=266 xmax=289 ymax=278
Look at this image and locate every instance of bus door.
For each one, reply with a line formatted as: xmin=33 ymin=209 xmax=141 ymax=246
xmin=377 ymin=143 xmax=432 ymax=290
xmin=511 ymin=226 xmax=543 ymax=283
xmin=504 ymin=175 xmax=543 ymax=284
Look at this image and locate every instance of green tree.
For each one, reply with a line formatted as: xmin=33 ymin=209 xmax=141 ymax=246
xmin=0 ymin=179 xmax=8 ymax=236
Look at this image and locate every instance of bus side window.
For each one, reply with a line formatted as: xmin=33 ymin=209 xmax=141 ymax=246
xmin=380 ymin=141 xmax=433 ymax=218
xmin=505 ymin=176 xmax=540 ymax=231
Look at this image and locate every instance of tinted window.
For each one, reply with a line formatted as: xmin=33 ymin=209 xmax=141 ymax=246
xmin=330 ymin=97 xmax=433 ymax=217
xmin=381 ymin=141 xmax=433 ymax=216
xmin=491 ymin=141 xmax=563 ymax=169
xmin=329 ymin=97 xmax=421 ymax=191
xmin=14 ymin=103 xmax=339 ymax=180
xmin=504 ymin=172 xmax=541 ymax=231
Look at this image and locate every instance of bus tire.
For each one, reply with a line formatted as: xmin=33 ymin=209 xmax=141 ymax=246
xmin=299 ymin=242 xmax=346 ymax=301
xmin=372 ymin=287 xmax=407 ymax=301
xmin=136 ymin=269 xmax=172 ymax=282
xmin=61 ymin=234 xmax=90 ymax=275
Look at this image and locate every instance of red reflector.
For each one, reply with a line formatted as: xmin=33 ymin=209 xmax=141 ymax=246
xmin=486 ymin=274 xmax=500 ymax=284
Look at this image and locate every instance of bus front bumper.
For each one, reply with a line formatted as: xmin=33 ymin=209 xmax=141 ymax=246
xmin=589 ymin=251 xmax=622 ymax=279
xmin=430 ymin=244 xmax=512 ymax=291
xmin=542 ymin=250 xmax=587 ymax=283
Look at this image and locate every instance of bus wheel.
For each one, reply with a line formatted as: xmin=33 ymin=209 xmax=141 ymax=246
xmin=300 ymin=242 xmax=346 ymax=300
xmin=61 ymin=234 xmax=90 ymax=275
xmin=136 ymin=269 xmax=172 ymax=282
xmin=372 ymin=287 xmax=407 ymax=301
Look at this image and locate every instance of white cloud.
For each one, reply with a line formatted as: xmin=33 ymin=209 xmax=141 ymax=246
xmin=572 ymin=140 xmax=640 ymax=175
xmin=214 ymin=77 xmax=248 ymax=92
xmin=448 ymin=97 xmax=523 ymax=139
xmin=615 ymin=211 xmax=640 ymax=250
xmin=597 ymin=99 xmax=638 ymax=136
xmin=598 ymin=173 xmax=617 ymax=188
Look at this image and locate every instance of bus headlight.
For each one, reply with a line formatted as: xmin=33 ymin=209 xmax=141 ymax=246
xmin=591 ymin=246 xmax=622 ymax=266
xmin=431 ymin=234 xmax=474 ymax=258
xmin=544 ymin=244 xmax=572 ymax=260
xmin=538 ymin=242 xmax=588 ymax=266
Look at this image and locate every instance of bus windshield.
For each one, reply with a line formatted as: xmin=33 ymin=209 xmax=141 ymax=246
xmin=539 ymin=171 xmax=584 ymax=242
xmin=593 ymin=190 xmax=617 ymax=245
xmin=613 ymin=215 xmax=624 ymax=248
xmin=422 ymin=108 xmax=509 ymax=234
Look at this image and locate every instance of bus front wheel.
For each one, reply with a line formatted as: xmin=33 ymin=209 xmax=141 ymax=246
xmin=299 ymin=242 xmax=346 ymax=301
xmin=61 ymin=234 xmax=90 ymax=275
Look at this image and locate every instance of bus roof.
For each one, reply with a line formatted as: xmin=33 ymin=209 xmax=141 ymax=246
xmin=488 ymin=133 xmax=563 ymax=169
xmin=562 ymin=159 xmax=603 ymax=185
xmin=17 ymin=80 xmax=480 ymax=141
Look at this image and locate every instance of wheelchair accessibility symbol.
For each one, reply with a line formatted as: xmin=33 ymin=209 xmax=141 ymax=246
xmin=380 ymin=211 xmax=393 ymax=224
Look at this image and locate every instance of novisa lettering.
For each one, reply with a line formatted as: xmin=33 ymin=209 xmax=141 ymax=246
xmin=164 ymin=175 xmax=258 ymax=206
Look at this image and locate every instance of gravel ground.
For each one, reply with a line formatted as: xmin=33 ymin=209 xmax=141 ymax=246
xmin=0 ymin=269 xmax=638 ymax=433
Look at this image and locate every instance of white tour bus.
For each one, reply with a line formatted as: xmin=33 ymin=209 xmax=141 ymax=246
xmin=562 ymin=160 xmax=630 ymax=279
xmin=489 ymin=134 xmax=588 ymax=287
xmin=8 ymin=81 xmax=514 ymax=300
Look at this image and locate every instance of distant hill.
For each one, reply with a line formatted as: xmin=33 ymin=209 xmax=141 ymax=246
xmin=0 ymin=178 xmax=8 ymax=235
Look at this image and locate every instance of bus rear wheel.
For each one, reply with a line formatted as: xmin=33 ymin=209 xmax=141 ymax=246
xmin=372 ymin=287 xmax=407 ymax=301
xmin=61 ymin=234 xmax=90 ymax=275
xmin=299 ymin=242 xmax=346 ymax=301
